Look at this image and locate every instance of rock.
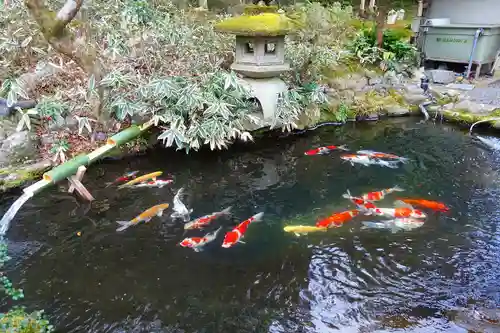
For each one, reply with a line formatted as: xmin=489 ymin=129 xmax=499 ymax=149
xmin=329 ymin=74 xmax=368 ymax=91
xmin=444 ymin=89 xmax=460 ymax=97
xmin=64 ymin=115 xmax=79 ymax=130
xmin=454 ymin=99 xmax=497 ymax=114
xmin=403 ymin=93 xmax=429 ymax=105
xmin=0 ymin=131 xmax=38 ymax=166
xmin=0 ymin=98 xmax=37 ymax=117
xmin=386 ymin=105 xmax=410 ymax=117
xmin=403 ymin=83 xmax=424 ymax=95
xmin=383 ymin=70 xmax=401 ymax=85
xmin=429 ymin=69 xmax=455 ymax=84
xmin=368 ymin=77 xmax=383 ymax=85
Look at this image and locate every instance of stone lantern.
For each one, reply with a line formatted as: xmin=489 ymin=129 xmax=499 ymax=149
xmin=215 ymin=6 xmax=294 ymax=122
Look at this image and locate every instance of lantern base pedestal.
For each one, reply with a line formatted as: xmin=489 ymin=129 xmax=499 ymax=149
xmin=238 ymin=77 xmax=288 ymax=121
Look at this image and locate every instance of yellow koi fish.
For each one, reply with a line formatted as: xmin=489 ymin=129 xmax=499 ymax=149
xmin=116 ymin=203 xmax=170 ymax=232
xmin=118 ymin=171 xmax=163 ymax=189
xmin=283 ymin=225 xmax=327 ymax=236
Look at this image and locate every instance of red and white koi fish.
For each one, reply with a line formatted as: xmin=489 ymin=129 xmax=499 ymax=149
xmin=340 ymin=154 xmax=400 ymax=168
xmin=184 ymin=207 xmax=232 ymax=230
xmin=221 ymin=212 xmax=264 ymax=248
xmin=396 ymin=198 xmax=450 ymax=212
xmin=316 ymin=209 xmax=360 ymax=228
xmin=356 ymin=186 xmax=405 ymax=202
xmin=370 ymin=201 xmax=426 ymax=219
xmin=133 ymin=179 xmax=174 ymax=188
xmin=342 ymin=189 xmax=378 ymax=213
xmin=356 ymin=150 xmax=409 ymax=163
xmin=362 ymin=218 xmax=424 ymax=233
xmin=179 ymin=227 xmax=222 ymax=252
xmin=105 ymin=170 xmax=139 ymax=187
xmin=304 ymin=145 xmax=349 ymax=156
xmin=116 ymin=203 xmax=170 ymax=232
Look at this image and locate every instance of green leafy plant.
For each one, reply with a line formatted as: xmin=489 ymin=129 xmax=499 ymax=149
xmin=35 ymin=96 xmax=69 ymax=126
xmin=74 ymin=116 xmax=97 ymax=136
xmin=0 ymin=241 xmax=53 ymax=333
xmin=49 ymin=139 xmax=70 ymax=164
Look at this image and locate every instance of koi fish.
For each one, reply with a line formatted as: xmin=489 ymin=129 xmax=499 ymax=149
xmin=221 ymin=212 xmax=264 ymax=248
xmin=283 ymin=225 xmax=327 ymax=236
xmin=370 ymin=201 xmax=426 ymax=219
xmin=340 ymin=154 xmax=400 ymax=168
xmin=118 ymin=171 xmax=163 ymax=189
xmin=105 ymin=170 xmax=139 ymax=187
xmin=361 ymin=218 xmax=425 ymax=233
xmin=304 ymin=144 xmax=349 ymax=156
xmin=179 ymin=227 xmax=222 ymax=252
xmin=396 ymin=198 xmax=450 ymax=212
xmin=171 ymin=187 xmax=193 ymax=222
xmin=184 ymin=206 xmax=232 ymax=230
xmin=356 ymin=186 xmax=405 ymax=202
xmin=133 ymin=179 xmax=174 ymax=188
xmin=316 ymin=209 xmax=359 ymax=228
xmin=342 ymin=189 xmax=378 ymax=214
xmin=357 ymin=150 xmax=409 ymax=163
xmin=115 ymin=203 xmax=170 ymax=232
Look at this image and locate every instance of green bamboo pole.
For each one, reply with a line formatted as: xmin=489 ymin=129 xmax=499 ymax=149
xmin=23 ymin=121 xmax=154 ymax=196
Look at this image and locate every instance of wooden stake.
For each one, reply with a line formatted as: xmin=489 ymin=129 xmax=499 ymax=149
xmin=67 ymin=166 xmax=94 ymax=201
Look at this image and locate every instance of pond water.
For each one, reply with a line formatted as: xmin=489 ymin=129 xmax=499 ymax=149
xmin=2 ymin=118 xmax=500 ymax=332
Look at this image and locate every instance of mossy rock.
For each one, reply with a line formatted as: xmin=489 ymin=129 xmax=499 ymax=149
xmin=243 ymin=4 xmax=278 ymax=15
xmin=215 ymin=12 xmax=295 ymax=36
xmin=0 ymin=160 xmax=51 ymax=192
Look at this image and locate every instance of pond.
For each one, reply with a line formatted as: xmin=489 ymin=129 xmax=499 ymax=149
xmin=2 ymin=118 xmax=500 ymax=332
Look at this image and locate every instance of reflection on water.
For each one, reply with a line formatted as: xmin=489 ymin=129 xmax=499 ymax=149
xmin=2 ymin=119 xmax=500 ymax=332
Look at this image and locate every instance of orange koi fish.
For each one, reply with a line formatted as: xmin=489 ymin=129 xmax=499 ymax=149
xmin=304 ymin=145 xmax=348 ymax=156
xmin=115 ymin=203 xmax=170 ymax=232
xmin=370 ymin=201 xmax=426 ymax=219
xmin=396 ymin=198 xmax=450 ymax=212
xmin=357 ymin=150 xmax=409 ymax=163
xmin=359 ymin=186 xmax=405 ymax=202
xmin=221 ymin=212 xmax=264 ymax=248
xmin=184 ymin=207 xmax=232 ymax=230
xmin=179 ymin=227 xmax=222 ymax=252
xmin=316 ymin=209 xmax=359 ymax=228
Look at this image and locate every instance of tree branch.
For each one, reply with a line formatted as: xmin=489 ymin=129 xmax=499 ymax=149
xmin=24 ymin=0 xmax=104 ymax=120
xmin=56 ymin=0 xmax=83 ymax=29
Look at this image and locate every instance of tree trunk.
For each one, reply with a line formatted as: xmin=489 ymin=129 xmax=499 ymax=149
xmin=24 ymin=0 xmax=104 ymax=120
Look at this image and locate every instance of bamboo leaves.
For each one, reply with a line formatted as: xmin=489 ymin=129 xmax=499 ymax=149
xmin=15 ymin=107 xmax=37 ymax=132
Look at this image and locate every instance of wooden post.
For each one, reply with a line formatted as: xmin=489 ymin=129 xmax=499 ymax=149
xmin=417 ymin=0 xmax=423 ymax=17
xmin=67 ymin=166 xmax=94 ymax=201
xmin=360 ymin=0 xmax=366 ymax=14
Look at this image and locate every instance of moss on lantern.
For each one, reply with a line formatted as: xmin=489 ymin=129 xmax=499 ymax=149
xmin=215 ymin=12 xmax=295 ymax=37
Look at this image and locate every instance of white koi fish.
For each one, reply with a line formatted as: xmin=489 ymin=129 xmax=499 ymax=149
xmin=133 ymin=179 xmax=173 ymax=188
xmin=340 ymin=154 xmax=400 ymax=168
xmin=171 ymin=187 xmax=193 ymax=222
xmin=361 ymin=218 xmax=425 ymax=233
